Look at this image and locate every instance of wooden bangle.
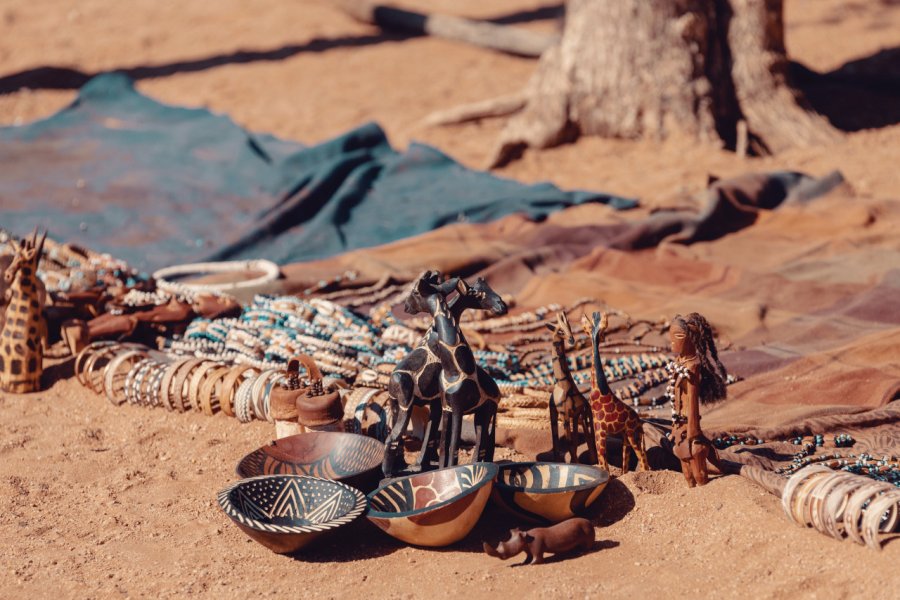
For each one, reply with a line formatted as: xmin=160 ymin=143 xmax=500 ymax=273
xmin=199 ymin=366 xmax=231 ymax=416
xmin=159 ymin=358 xmax=190 ymax=411
xmin=220 ymin=365 xmax=255 ymax=418
xmin=84 ymin=344 xmax=125 ymax=394
xmin=170 ymin=359 xmax=205 ymax=413
xmin=103 ymin=349 xmax=147 ymax=406
xmin=74 ymin=342 xmax=113 ymax=387
xmin=187 ymin=361 xmax=218 ymax=413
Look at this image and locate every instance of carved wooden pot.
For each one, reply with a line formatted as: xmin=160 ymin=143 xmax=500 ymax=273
xmin=217 ymin=475 xmax=367 ymax=554
xmin=366 ymin=463 xmax=498 ymax=547
xmin=492 ymin=462 xmax=609 ymax=524
xmin=236 ymin=431 xmax=385 ymax=493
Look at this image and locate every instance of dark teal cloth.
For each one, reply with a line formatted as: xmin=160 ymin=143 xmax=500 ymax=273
xmin=0 ymin=73 xmax=636 ymax=270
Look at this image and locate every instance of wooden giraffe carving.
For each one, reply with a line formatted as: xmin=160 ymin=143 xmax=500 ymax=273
xmin=383 ymin=271 xmax=507 ymax=476
xmin=1 ymin=230 xmax=48 ymax=393
xmin=545 ymin=311 xmax=598 ymax=464
xmin=580 ymin=311 xmax=649 ymax=473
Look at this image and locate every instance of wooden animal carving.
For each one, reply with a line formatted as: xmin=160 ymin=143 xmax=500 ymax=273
xmin=545 ymin=311 xmax=598 ymax=464
xmin=483 ymin=518 xmax=595 ymax=565
xmin=382 ymin=271 xmax=507 ymax=476
xmin=1 ymin=230 xmax=47 ymax=393
xmin=580 ymin=311 xmax=649 ymax=473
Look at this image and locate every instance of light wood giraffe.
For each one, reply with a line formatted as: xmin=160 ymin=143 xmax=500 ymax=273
xmin=545 ymin=311 xmax=598 ymax=464
xmin=1 ymin=230 xmax=48 ymax=393
xmin=383 ymin=271 xmax=507 ymax=476
xmin=580 ymin=311 xmax=649 ymax=473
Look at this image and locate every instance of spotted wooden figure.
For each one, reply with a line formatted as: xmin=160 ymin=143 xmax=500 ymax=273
xmin=382 ymin=271 xmax=507 ymax=476
xmin=580 ymin=311 xmax=649 ymax=473
xmin=1 ymin=230 xmax=48 ymax=393
xmin=545 ymin=311 xmax=598 ymax=464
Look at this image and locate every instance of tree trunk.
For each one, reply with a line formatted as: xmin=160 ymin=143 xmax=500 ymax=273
xmin=490 ymin=0 xmax=839 ymax=167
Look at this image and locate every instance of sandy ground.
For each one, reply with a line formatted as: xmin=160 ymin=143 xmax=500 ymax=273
xmin=2 ymin=1 xmax=900 ymax=598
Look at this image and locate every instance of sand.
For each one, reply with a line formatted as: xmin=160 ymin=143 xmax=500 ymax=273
xmin=2 ymin=1 xmax=900 ymax=598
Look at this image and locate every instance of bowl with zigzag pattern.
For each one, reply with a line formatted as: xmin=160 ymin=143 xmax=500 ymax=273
xmin=492 ymin=462 xmax=609 ymax=524
xmin=236 ymin=432 xmax=385 ymax=492
xmin=366 ymin=463 xmax=498 ymax=547
xmin=217 ymin=475 xmax=367 ymax=554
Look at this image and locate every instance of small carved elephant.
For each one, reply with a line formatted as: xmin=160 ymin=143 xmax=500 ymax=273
xmin=482 ymin=518 xmax=595 ymax=565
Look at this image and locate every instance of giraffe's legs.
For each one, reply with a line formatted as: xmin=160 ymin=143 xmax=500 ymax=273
xmin=438 ymin=410 xmax=452 ymax=468
xmin=581 ymin=410 xmax=599 ymax=465
xmin=382 ymin=402 xmax=414 ymax=476
xmin=621 ymin=431 xmax=632 ymax=475
xmin=446 ymin=409 xmax=464 ymax=467
xmin=562 ymin=408 xmax=577 ymax=464
xmin=549 ymin=394 xmax=562 ymax=461
xmin=414 ymin=399 xmax=443 ymax=471
xmin=632 ymin=427 xmax=651 ymax=471
xmin=472 ymin=400 xmax=497 ymax=462
xmin=594 ymin=427 xmax=609 ymax=471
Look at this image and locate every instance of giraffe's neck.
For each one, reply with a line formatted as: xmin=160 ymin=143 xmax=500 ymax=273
xmin=589 ymin=334 xmax=612 ymax=396
xmin=550 ymin=340 xmax=571 ymax=382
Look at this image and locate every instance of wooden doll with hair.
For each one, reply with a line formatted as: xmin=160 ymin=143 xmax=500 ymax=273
xmin=667 ymin=312 xmax=728 ymax=487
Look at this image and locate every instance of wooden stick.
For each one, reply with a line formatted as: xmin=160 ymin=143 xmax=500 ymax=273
xmin=421 ymin=93 xmax=526 ymax=127
xmin=333 ymin=0 xmax=558 ymax=57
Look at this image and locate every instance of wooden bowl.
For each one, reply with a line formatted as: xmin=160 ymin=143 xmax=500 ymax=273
xmin=366 ymin=463 xmax=498 ymax=547
xmin=236 ymin=432 xmax=385 ymax=492
xmin=492 ymin=462 xmax=609 ymax=523
xmin=217 ymin=475 xmax=366 ymax=554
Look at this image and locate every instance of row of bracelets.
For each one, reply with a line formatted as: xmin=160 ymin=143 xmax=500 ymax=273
xmin=74 ymin=341 xmax=290 ymax=423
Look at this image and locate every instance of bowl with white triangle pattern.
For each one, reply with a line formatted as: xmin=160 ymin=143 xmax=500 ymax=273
xmin=217 ymin=474 xmax=367 ymax=554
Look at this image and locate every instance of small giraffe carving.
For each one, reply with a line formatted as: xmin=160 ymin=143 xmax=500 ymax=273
xmin=580 ymin=311 xmax=649 ymax=473
xmin=1 ymin=230 xmax=48 ymax=393
xmin=545 ymin=311 xmax=598 ymax=464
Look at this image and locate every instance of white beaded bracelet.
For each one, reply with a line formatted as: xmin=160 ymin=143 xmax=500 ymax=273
xmin=153 ymin=260 xmax=280 ymax=294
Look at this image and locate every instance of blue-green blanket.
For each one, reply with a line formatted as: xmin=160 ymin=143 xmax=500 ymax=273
xmin=0 ymin=74 xmax=635 ymax=270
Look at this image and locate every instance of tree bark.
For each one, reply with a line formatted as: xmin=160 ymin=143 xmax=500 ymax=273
xmin=490 ymin=0 xmax=839 ymax=167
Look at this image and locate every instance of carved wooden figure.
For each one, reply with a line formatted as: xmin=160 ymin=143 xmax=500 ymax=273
xmin=580 ymin=311 xmax=649 ymax=473
xmin=545 ymin=311 xmax=598 ymax=464
xmin=668 ymin=313 xmax=729 ymax=487
xmin=1 ymin=230 xmax=47 ymax=393
xmin=483 ymin=518 xmax=595 ymax=565
xmin=382 ymin=271 xmax=507 ymax=476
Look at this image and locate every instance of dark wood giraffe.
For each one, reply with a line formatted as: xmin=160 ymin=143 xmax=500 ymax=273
xmin=382 ymin=271 xmax=507 ymax=476
xmin=580 ymin=311 xmax=649 ymax=473
xmin=1 ymin=230 xmax=48 ymax=393
xmin=545 ymin=311 xmax=598 ymax=464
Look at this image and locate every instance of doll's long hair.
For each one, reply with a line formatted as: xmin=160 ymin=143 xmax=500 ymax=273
xmin=673 ymin=313 xmax=728 ymax=404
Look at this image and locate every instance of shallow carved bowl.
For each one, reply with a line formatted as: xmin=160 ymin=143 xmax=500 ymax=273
xmin=236 ymin=432 xmax=385 ymax=493
xmin=366 ymin=463 xmax=498 ymax=547
xmin=217 ymin=475 xmax=367 ymax=554
xmin=492 ymin=462 xmax=609 ymax=523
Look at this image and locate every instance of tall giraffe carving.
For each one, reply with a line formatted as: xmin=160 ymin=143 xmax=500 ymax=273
xmin=580 ymin=311 xmax=649 ymax=473
xmin=382 ymin=271 xmax=507 ymax=477
xmin=1 ymin=230 xmax=48 ymax=393
xmin=545 ymin=311 xmax=598 ymax=464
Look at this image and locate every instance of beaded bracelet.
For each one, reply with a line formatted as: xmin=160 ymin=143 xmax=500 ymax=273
xmin=128 ymin=359 xmax=155 ymax=405
xmin=234 ymin=376 xmax=257 ymax=423
xmin=153 ymin=259 xmax=279 ymax=294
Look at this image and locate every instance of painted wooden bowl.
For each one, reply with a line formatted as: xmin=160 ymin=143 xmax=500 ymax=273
xmin=492 ymin=462 xmax=609 ymax=523
xmin=217 ymin=475 xmax=367 ymax=554
xmin=366 ymin=463 xmax=498 ymax=547
xmin=236 ymin=432 xmax=385 ymax=492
